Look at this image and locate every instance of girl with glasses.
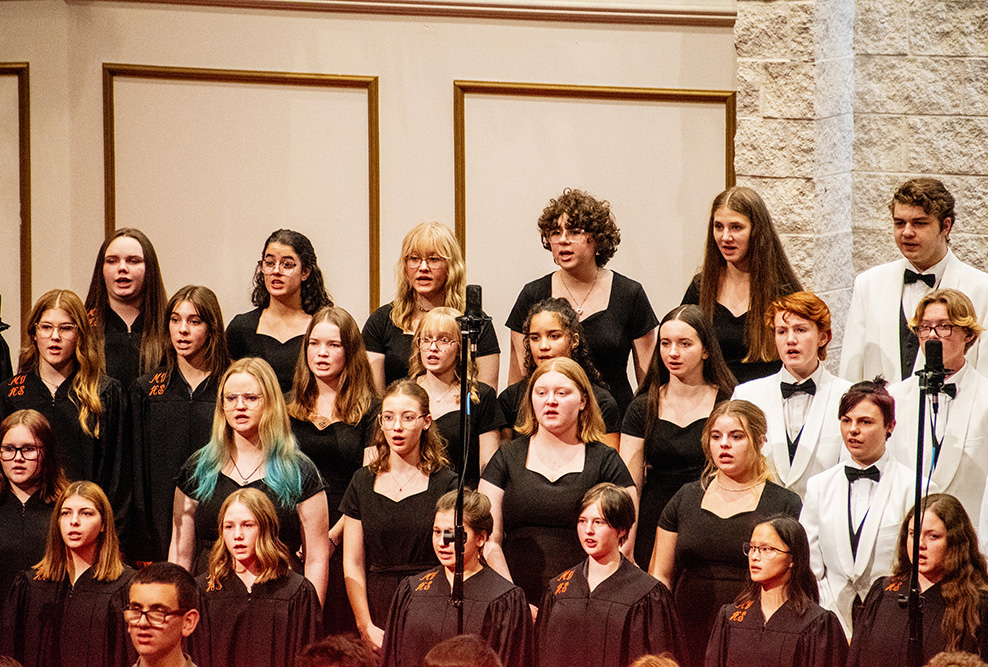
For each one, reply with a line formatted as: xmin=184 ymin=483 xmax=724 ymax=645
xmin=0 ymin=290 xmax=127 ymax=525
xmin=1 ymin=481 xmax=134 ymax=667
xmin=169 ymin=357 xmax=330 ymax=606
xmin=84 ymin=228 xmax=168 ymax=391
xmin=195 ymin=488 xmax=321 ymax=667
xmin=363 ymin=221 xmax=500 ymax=393
xmin=341 ymin=379 xmax=457 ymax=653
xmin=227 ymin=230 xmax=333 ymax=394
xmin=287 ymin=305 xmax=380 ymax=634
xmin=409 ymin=308 xmax=505 ymax=486
xmin=130 ymin=285 xmax=230 ymax=563
xmin=707 ymin=516 xmax=847 ymax=667
xmin=0 ymin=409 xmax=69 ymax=604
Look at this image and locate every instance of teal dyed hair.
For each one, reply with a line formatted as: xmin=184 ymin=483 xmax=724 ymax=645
xmin=191 ymin=357 xmax=303 ymax=506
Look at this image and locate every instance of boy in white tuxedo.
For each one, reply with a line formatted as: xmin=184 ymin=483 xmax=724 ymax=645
xmin=733 ymin=291 xmax=850 ymax=498
xmin=840 ymin=178 xmax=988 ymax=383
xmin=889 ymin=289 xmax=988 ymax=526
xmin=801 ymin=379 xmax=927 ymax=637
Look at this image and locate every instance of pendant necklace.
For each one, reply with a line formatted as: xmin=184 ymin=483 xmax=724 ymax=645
xmin=560 ymin=269 xmax=599 ymax=316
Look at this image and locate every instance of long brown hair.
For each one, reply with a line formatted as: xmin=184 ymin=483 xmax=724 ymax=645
xmin=163 ymin=285 xmax=230 ymax=381
xmin=205 ymin=488 xmax=292 ymax=591
xmin=19 ymin=290 xmax=105 ymax=438
xmin=697 ymin=187 xmax=802 ymax=363
xmin=0 ymin=410 xmax=70 ymax=503
xmin=35 ymin=481 xmax=124 ymax=582
xmin=85 ymin=228 xmax=168 ymax=375
xmin=891 ymin=494 xmax=988 ymax=651
xmin=735 ymin=515 xmax=819 ymax=615
xmin=700 ymin=399 xmax=769 ymax=487
xmin=368 ymin=380 xmax=449 ymax=475
xmin=288 ymin=306 xmax=377 ymax=426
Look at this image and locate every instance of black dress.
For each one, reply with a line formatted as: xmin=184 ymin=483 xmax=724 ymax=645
xmin=506 ymin=272 xmax=658 ymax=415
xmin=480 ymin=436 xmax=634 ymax=606
xmin=175 ymin=453 xmax=326 ymax=575
xmin=432 ymin=382 xmax=506 ymax=487
xmin=536 ymin=557 xmax=688 ymax=667
xmin=194 ymin=571 xmax=322 ymax=667
xmin=682 ymin=276 xmax=782 ymax=384
xmin=130 ymin=369 xmax=217 ymax=561
xmin=498 ymin=379 xmax=621 ymax=435
xmin=291 ymin=407 xmax=379 ymax=634
xmin=0 ymin=492 xmax=54 ymax=604
xmin=1 ymin=565 xmax=136 ymax=667
xmin=382 ymin=565 xmax=533 ymax=667
xmin=100 ymin=307 xmax=145 ymax=391
xmin=0 ymin=370 xmax=128 ymax=528
xmin=847 ymin=577 xmax=988 ymax=666
xmin=226 ymin=307 xmax=303 ymax=394
xmin=622 ymin=394 xmax=709 ymax=569
xmin=339 ymin=465 xmax=458 ymax=626
xmin=706 ymin=597 xmax=848 ymax=667
xmin=657 ymin=480 xmax=802 ymax=667
xmin=362 ymin=303 xmax=501 ymax=387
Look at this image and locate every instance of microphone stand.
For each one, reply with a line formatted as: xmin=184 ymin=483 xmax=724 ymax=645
xmin=904 ymin=340 xmax=947 ymax=667
xmin=452 ymin=285 xmax=489 ymax=634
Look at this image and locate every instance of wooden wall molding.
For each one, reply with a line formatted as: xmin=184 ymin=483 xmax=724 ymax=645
xmin=0 ymin=63 xmax=31 ymax=326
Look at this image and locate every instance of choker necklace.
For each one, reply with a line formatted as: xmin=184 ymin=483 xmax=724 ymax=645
xmin=559 ymin=269 xmax=599 ymax=316
xmin=232 ymin=457 xmax=264 ymax=484
xmin=714 ymin=476 xmax=760 ymax=493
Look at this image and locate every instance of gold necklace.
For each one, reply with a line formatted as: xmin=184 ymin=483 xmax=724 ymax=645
xmin=232 ymin=457 xmax=264 ymax=484
xmin=559 ymin=269 xmax=599 ymax=316
xmin=390 ymin=466 xmax=421 ymax=492
xmin=713 ymin=475 xmax=760 ymax=493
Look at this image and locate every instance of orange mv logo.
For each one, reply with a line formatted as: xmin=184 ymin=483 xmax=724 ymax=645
xmin=415 ymin=571 xmax=438 ymax=592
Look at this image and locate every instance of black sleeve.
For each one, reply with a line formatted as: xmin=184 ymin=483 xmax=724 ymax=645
xmin=704 ymin=603 xmax=731 ymax=667
xmin=380 ymin=574 xmax=413 ymax=667
xmin=477 ymin=316 xmax=501 ymax=357
xmin=339 ymin=468 xmax=368 ymax=520
xmin=593 ymin=386 xmax=621 ymax=433
xmin=621 ymin=394 xmax=649 ymax=437
xmin=98 ymin=377 xmax=130 ymax=538
xmin=362 ymin=305 xmax=392 ymax=355
xmin=480 ymin=444 xmax=510 ymax=489
xmin=175 ymin=454 xmax=200 ymax=499
xmin=797 ymin=609 xmax=849 ymax=667
xmin=596 ymin=443 xmax=634 ymax=488
xmin=657 ymin=483 xmax=690 ymax=533
xmin=296 ymin=453 xmax=327 ymax=502
xmin=681 ymin=274 xmax=701 ymax=305
xmin=225 ymin=312 xmax=252 ymax=361
xmin=505 ymin=278 xmax=551 ymax=332
xmin=477 ymin=384 xmax=507 ymax=433
xmin=846 ymin=577 xmax=890 ymax=667
xmin=288 ymin=577 xmax=323 ymax=660
xmin=624 ymin=277 xmax=659 ymax=340
xmin=483 ymin=585 xmax=535 ymax=667
xmin=0 ymin=334 xmax=12 ymax=384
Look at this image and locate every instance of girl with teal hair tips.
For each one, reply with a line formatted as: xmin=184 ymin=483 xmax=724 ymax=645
xmin=168 ymin=357 xmax=330 ymax=606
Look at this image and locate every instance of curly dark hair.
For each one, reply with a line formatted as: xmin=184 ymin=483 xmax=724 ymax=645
xmin=537 ymin=188 xmax=621 ymax=266
xmin=890 ymin=178 xmax=956 ymax=229
xmin=250 ymin=229 xmax=333 ymax=314
xmin=521 ymin=297 xmax=604 ymax=386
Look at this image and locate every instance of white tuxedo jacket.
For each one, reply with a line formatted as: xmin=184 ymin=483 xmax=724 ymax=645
xmin=732 ymin=368 xmax=850 ymax=499
xmin=801 ymin=455 xmax=925 ymax=637
xmin=888 ymin=366 xmax=988 ymax=526
xmin=839 ymin=251 xmax=988 ymax=383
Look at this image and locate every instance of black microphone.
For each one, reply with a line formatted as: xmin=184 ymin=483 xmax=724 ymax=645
xmin=925 ymin=339 xmax=943 ymax=373
xmin=465 ymin=284 xmax=483 ymax=319
xmin=924 ymin=339 xmax=945 ymax=413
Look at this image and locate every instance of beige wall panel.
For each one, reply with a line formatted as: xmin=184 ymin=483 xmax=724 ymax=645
xmin=462 ymin=93 xmax=728 ymax=381
xmin=0 ymin=75 xmax=22 ymax=350
xmin=112 ymin=76 xmax=372 ymax=323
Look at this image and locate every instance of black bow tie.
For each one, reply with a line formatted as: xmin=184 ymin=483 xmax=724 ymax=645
xmin=781 ymin=379 xmax=816 ymax=399
xmin=845 ymin=465 xmax=881 ymax=484
xmin=941 ymin=383 xmax=957 ymax=399
xmin=904 ymin=269 xmax=936 ymax=288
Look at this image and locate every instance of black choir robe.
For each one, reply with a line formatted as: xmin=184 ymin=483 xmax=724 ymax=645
xmin=706 ymin=597 xmax=848 ymax=667
xmin=100 ymin=307 xmax=145 ymax=392
xmin=130 ymin=369 xmax=217 ymax=561
xmin=848 ymin=577 xmax=988 ymax=666
xmin=0 ymin=492 xmax=54 ymax=604
xmin=535 ymin=558 xmax=688 ymax=667
xmin=0 ymin=565 xmax=136 ymax=667
xmin=193 ymin=571 xmax=322 ymax=667
xmin=381 ymin=565 xmax=533 ymax=667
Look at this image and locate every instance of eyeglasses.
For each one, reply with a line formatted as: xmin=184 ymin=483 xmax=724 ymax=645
xmin=35 ymin=322 xmax=79 ymax=339
xmin=547 ymin=227 xmax=587 ymax=243
xmin=380 ymin=413 xmax=425 ymax=429
xmin=123 ymin=607 xmax=189 ymax=627
xmin=405 ymin=255 xmax=445 ymax=269
xmin=743 ymin=542 xmax=791 ymax=560
xmin=0 ymin=445 xmax=41 ymax=461
xmin=259 ymin=258 xmax=299 ymax=274
xmin=917 ymin=323 xmax=956 ymax=338
xmin=222 ymin=393 xmax=263 ymax=409
xmin=419 ymin=336 xmax=457 ymax=350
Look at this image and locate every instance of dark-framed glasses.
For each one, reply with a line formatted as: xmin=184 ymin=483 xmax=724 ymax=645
xmin=123 ymin=606 xmax=189 ymax=627
xmin=916 ymin=323 xmax=956 ymax=338
xmin=0 ymin=445 xmax=41 ymax=461
xmin=742 ymin=542 xmax=791 ymax=560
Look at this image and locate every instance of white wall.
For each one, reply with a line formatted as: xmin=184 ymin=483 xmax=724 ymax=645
xmin=0 ymin=0 xmax=736 ymax=385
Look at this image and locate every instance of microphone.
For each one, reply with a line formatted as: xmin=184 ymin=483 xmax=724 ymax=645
xmin=924 ymin=339 xmax=946 ymax=413
xmin=465 ymin=284 xmax=483 ymax=319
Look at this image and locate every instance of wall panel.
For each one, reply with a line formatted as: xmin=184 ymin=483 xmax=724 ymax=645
xmin=0 ymin=64 xmax=29 ymax=353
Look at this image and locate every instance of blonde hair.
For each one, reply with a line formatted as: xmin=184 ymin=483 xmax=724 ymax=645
xmin=700 ymin=400 xmax=769 ymax=488
xmin=516 ymin=357 xmax=605 ymax=443
xmin=205 ymin=488 xmax=292 ymax=591
xmin=35 ymin=481 xmax=124 ymax=582
xmin=390 ymin=222 xmax=467 ymax=332
xmin=19 ymin=290 xmax=105 ymax=438
xmin=368 ymin=380 xmax=449 ymax=475
xmin=910 ymin=288 xmax=984 ymax=353
xmin=407 ymin=307 xmax=479 ymax=403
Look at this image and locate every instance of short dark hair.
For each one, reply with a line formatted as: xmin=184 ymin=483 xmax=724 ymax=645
xmin=839 ymin=378 xmax=895 ymax=427
xmin=422 ymin=635 xmax=502 ymax=667
xmin=580 ymin=483 xmax=636 ymax=542
xmin=130 ymin=562 xmax=199 ymax=610
xmin=890 ymin=178 xmax=956 ymax=228
xmin=295 ymin=634 xmax=376 ymax=667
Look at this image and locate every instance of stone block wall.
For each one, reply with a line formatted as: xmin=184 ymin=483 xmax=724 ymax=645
xmin=735 ymin=0 xmax=988 ymax=368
